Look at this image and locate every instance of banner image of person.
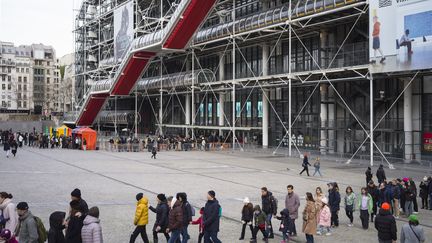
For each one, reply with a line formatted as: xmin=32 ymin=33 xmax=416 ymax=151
xmin=114 ymin=1 xmax=133 ymax=62
xmin=369 ymin=0 xmax=432 ymax=73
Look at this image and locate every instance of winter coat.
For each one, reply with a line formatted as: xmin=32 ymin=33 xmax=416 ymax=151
xmin=344 ymin=193 xmax=356 ymax=211
xmin=253 ymin=211 xmax=266 ymax=228
xmin=365 ymin=168 xmax=373 ymax=182
xmin=428 ymin=180 xmax=432 ymax=194
xmin=261 ymin=192 xmax=277 ymax=215
xmin=0 ymin=198 xmax=19 ymax=233
xmin=3 ymin=142 xmax=10 ymax=151
xmin=285 ymin=192 xmax=300 ymax=220
xmin=392 ymin=184 xmax=401 ymax=200
xmin=374 ymin=209 xmax=397 ymax=241
xmin=3 ymin=236 xmax=18 ymax=243
xmin=203 ymin=199 xmax=221 ymax=233
xmin=16 ymin=211 xmax=39 ymax=243
xmin=77 ymin=199 xmax=89 ymax=215
xmin=376 ymin=167 xmax=386 ymax=183
xmin=48 ymin=211 xmax=66 ymax=243
xmin=149 ymin=201 xmax=169 ymax=232
xmin=302 ymin=201 xmax=317 ymax=235
xmin=328 ymin=189 xmax=341 ymax=212
xmin=419 ymin=181 xmax=428 ymax=198
xmin=317 ymin=205 xmax=331 ymax=227
xmin=65 ymin=213 xmax=84 ymax=243
xmin=182 ymin=201 xmax=193 ymax=226
xmin=134 ymin=197 xmax=149 ymax=226
xmin=241 ymin=203 xmax=254 ymax=222
xmin=81 ymin=215 xmax=103 ymax=243
xmin=400 ymin=223 xmax=426 ymax=243
xmin=404 ymin=186 xmax=415 ymax=202
xmin=302 ymin=156 xmax=310 ymax=167
xmin=276 ymin=209 xmax=291 ymax=230
xmin=368 ymin=185 xmax=379 ymax=206
xmin=357 ymin=194 xmax=374 ymax=214
xmin=191 ymin=216 xmax=203 ymax=233
xmin=168 ymin=200 xmax=183 ymax=231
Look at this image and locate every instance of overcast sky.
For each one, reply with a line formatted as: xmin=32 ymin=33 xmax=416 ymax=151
xmin=0 ymin=0 xmax=82 ymax=58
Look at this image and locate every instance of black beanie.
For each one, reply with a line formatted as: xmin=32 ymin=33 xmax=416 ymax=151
xmin=208 ymin=190 xmax=216 ymax=198
xmin=157 ymin=193 xmax=166 ymax=202
xmin=71 ymin=188 xmax=81 ymax=198
xmin=136 ymin=193 xmax=143 ymax=201
xmin=16 ymin=202 xmax=29 ymax=210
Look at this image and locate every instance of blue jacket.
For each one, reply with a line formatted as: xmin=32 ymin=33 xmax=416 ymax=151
xmin=203 ymin=199 xmax=220 ymax=232
xmin=328 ymin=189 xmax=340 ymax=212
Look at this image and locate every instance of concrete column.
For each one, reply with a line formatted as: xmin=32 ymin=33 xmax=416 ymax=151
xmin=320 ymin=84 xmax=328 ymax=154
xmin=404 ymin=79 xmax=413 ymax=161
xmin=185 ymin=94 xmax=191 ymax=137
xmin=262 ymin=90 xmax=269 ymax=148
xmin=328 ymin=86 xmax=335 ymax=153
xmin=320 ymin=30 xmax=328 ymax=68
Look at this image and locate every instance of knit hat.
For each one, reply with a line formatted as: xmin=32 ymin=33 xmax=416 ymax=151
xmin=408 ymin=214 xmax=419 ymax=224
xmin=157 ymin=193 xmax=166 ymax=202
xmin=70 ymin=200 xmax=80 ymax=210
xmin=243 ymin=197 xmax=250 ymax=204
xmin=424 ymin=176 xmax=428 ymax=182
xmin=71 ymin=188 xmax=81 ymax=198
xmin=16 ymin=202 xmax=29 ymax=210
xmin=403 ymin=177 xmax=409 ymax=182
xmin=0 ymin=229 xmax=11 ymax=240
xmin=321 ymin=197 xmax=328 ymax=204
xmin=208 ymin=190 xmax=216 ymax=198
xmin=88 ymin=206 xmax=99 ymax=218
xmin=136 ymin=193 xmax=144 ymax=201
xmin=381 ymin=202 xmax=391 ymax=211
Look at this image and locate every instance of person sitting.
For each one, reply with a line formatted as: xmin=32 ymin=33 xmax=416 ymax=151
xmin=400 ymin=29 xmax=413 ymax=54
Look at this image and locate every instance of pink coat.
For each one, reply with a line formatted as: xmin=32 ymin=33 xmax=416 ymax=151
xmin=318 ymin=205 xmax=331 ymax=227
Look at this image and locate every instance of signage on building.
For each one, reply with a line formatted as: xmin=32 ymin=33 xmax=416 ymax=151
xmin=423 ymin=132 xmax=432 ymax=152
xmin=114 ymin=1 xmax=134 ymax=63
xmin=369 ymin=0 xmax=432 ymax=73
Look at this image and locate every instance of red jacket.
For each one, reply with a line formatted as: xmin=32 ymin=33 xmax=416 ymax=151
xmin=191 ymin=216 xmax=203 ymax=233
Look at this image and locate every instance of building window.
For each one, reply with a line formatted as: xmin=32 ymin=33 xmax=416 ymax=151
xmin=7 ymin=84 xmax=11 ymax=90
xmin=24 ymin=77 xmax=27 ymax=82
xmin=18 ymin=85 xmax=22 ymax=91
xmin=16 ymin=68 xmax=19 ymax=72
xmin=18 ymin=101 xmax=21 ymax=108
xmin=1 ymin=84 xmax=5 ymax=90
xmin=7 ymin=76 xmax=11 ymax=81
xmin=24 ymin=85 xmax=27 ymax=91
xmin=18 ymin=77 xmax=22 ymax=82
xmin=26 ymin=68 xmax=29 ymax=73
xmin=23 ymin=101 xmax=27 ymax=108
xmin=21 ymin=68 xmax=24 ymax=73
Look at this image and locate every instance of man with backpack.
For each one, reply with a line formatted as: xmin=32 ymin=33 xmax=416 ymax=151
xmin=15 ymin=202 xmax=46 ymax=243
xmin=261 ymin=187 xmax=277 ymax=239
xmin=177 ymin=192 xmax=194 ymax=243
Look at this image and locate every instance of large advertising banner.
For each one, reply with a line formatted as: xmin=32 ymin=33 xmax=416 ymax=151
xmin=369 ymin=0 xmax=432 ymax=73
xmin=114 ymin=1 xmax=134 ymax=62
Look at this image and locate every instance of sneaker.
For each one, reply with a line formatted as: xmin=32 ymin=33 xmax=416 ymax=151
xmin=380 ymin=57 xmax=386 ymax=63
xmin=268 ymin=234 xmax=274 ymax=239
xmin=325 ymin=232 xmax=332 ymax=236
xmin=317 ymin=231 xmax=322 ymax=235
xmin=348 ymin=223 xmax=353 ymax=227
xmin=239 ymin=237 xmax=244 ymax=240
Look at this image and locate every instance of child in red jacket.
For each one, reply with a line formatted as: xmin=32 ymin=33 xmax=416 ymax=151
xmin=0 ymin=229 xmax=18 ymax=243
xmin=191 ymin=207 xmax=205 ymax=243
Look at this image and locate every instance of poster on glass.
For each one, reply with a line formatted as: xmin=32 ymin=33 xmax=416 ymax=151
xmin=114 ymin=1 xmax=134 ymax=63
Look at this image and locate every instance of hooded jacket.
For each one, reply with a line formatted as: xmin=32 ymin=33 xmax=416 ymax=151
xmin=261 ymin=191 xmax=277 ymax=215
xmin=318 ymin=204 xmax=331 ymax=227
xmin=134 ymin=197 xmax=149 ymax=226
xmin=48 ymin=211 xmax=66 ymax=243
xmin=81 ymin=215 xmax=103 ymax=243
xmin=276 ymin=208 xmax=291 ymax=229
xmin=0 ymin=198 xmax=19 ymax=233
xmin=16 ymin=211 xmax=38 ymax=243
xmin=374 ymin=209 xmax=397 ymax=241
xmin=328 ymin=186 xmax=341 ymax=212
xmin=149 ymin=201 xmax=169 ymax=231
xmin=168 ymin=200 xmax=183 ymax=231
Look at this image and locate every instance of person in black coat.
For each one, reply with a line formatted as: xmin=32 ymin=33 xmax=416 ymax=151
xmin=376 ymin=164 xmax=386 ymax=184
xmin=48 ymin=211 xmax=66 ymax=243
xmin=327 ymin=182 xmax=341 ymax=227
xmin=374 ymin=202 xmax=397 ymax=243
xmin=261 ymin=187 xmax=277 ymax=238
xmin=367 ymin=181 xmax=379 ymax=222
xmin=65 ymin=200 xmax=84 ymax=243
xmin=365 ymin=167 xmax=373 ymax=186
xmin=299 ymin=154 xmax=311 ymax=176
xmin=428 ymin=177 xmax=432 ymax=210
xmin=71 ymin=188 xmax=89 ymax=215
xmin=419 ymin=177 xmax=429 ymax=209
xmin=276 ymin=208 xmax=291 ymax=241
xmin=3 ymin=140 xmax=10 ymax=158
xmin=203 ymin=190 xmax=221 ymax=243
xmin=239 ymin=198 xmax=253 ymax=240
xmin=149 ymin=194 xmax=170 ymax=243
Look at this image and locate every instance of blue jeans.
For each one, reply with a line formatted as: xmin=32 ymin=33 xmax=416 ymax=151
xmin=306 ymin=234 xmax=314 ymax=243
xmin=313 ymin=167 xmax=322 ymax=176
xmin=203 ymin=231 xmax=221 ymax=243
xmin=181 ymin=226 xmax=190 ymax=243
xmin=405 ymin=201 xmax=413 ymax=217
xmin=168 ymin=229 xmax=182 ymax=243
xmin=265 ymin=213 xmax=273 ymax=236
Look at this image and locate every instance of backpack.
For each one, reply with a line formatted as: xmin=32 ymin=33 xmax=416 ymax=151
xmin=189 ymin=203 xmax=196 ymax=217
xmin=34 ymin=216 xmax=47 ymax=243
xmin=271 ymin=196 xmax=278 ymax=215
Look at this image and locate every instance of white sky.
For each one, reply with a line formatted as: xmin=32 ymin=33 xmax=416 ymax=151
xmin=0 ymin=0 xmax=83 ymax=58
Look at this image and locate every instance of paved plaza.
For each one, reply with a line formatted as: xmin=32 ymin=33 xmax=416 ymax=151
xmin=1 ymin=147 xmax=431 ymax=242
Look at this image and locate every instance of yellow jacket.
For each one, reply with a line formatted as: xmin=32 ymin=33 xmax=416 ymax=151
xmin=134 ymin=197 xmax=149 ymax=225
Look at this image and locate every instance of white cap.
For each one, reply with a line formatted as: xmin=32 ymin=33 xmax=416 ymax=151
xmin=243 ymin=197 xmax=250 ymax=204
xmin=321 ymin=197 xmax=328 ymax=204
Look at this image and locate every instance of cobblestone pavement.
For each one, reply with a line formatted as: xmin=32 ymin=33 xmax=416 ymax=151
xmin=1 ymin=148 xmax=431 ymax=243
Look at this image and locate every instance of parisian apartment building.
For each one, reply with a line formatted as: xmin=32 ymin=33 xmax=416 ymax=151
xmin=0 ymin=41 xmax=61 ymax=115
